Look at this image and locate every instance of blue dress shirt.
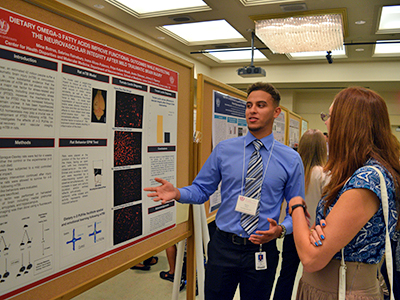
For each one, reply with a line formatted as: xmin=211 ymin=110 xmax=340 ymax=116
xmin=178 ymin=132 xmax=305 ymax=237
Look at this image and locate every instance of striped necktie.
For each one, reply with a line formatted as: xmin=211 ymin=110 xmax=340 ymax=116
xmin=241 ymin=139 xmax=263 ymax=234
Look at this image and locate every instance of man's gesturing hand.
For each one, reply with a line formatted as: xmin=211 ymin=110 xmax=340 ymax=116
xmin=144 ymin=177 xmax=181 ymax=204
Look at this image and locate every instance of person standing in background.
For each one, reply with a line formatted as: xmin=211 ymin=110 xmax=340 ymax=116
xmin=323 ymin=132 xmax=329 ymax=160
xmin=298 ymin=129 xmax=330 ymax=225
xmin=159 ymin=245 xmax=178 ymax=282
xmin=131 ymin=256 xmax=158 ymax=271
xmin=273 ymin=129 xmax=330 ymax=300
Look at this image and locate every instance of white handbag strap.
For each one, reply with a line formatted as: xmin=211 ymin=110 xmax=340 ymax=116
xmin=369 ymin=166 xmax=394 ymax=300
xmin=339 ymin=248 xmax=346 ymax=300
xmin=339 ymin=166 xmax=394 ymax=300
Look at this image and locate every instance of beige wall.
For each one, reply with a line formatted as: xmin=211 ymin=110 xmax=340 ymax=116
xmin=279 ymin=90 xmax=295 ymax=111
xmin=210 ymin=62 xmax=400 ymax=141
xmin=210 ymin=61 xmax=400 ymax=86
xmin=291 ymin=90 xmax=336 ymax=133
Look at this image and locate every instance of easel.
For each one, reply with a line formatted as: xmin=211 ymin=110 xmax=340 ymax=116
xmin=171 ymin=204 xmax=210 ymax=300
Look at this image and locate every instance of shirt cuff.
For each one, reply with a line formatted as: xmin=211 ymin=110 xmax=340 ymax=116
xmin=177 ymin=187 xmax=190 ymax=203
xmin=281 ymin=219 xmax=293 ymax=235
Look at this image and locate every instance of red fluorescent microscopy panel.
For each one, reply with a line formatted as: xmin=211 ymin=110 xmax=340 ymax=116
xmin=113 ymin=204 xmax=142 ymax=245
xmin=115 ymin=91 xmax=143 ymax=128
xmin=114 ymin=131 xmax=142 ymax=167
xmin=114 ymin=168 xmax=142 ymax=206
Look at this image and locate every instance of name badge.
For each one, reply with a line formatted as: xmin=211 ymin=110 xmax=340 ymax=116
xmin=235 ymin=195 xmax=259 ymax=216
xmin=255 ymin=251 xmax=267 ymax=270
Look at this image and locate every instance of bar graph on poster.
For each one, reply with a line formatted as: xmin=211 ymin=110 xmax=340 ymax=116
xmin=0 ymin=7 xmax=178 ymax=299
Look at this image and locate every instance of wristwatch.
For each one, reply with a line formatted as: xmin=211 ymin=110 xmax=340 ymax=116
xmin=290 ymin=204 xmax=306 ymax=216
xmin=279 ymin=224 xmax=286 ymax=239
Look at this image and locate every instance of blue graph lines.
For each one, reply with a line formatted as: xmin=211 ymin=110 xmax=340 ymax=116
xmin=66 ymin=229 xmax=82 ymax=251
xmin=88 ymin=222 xmax=102 ymax=243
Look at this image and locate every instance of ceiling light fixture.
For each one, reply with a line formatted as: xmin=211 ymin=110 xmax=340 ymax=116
xmin=377 ymin=5 xmax=400 ymax=34
xmin=158 ymin=20 xmax=246 ymax=46
xmin=105 ymin=0 xmax=210 ymax=18
xmin=373 ymin=39 xmax=400 ymax=56
xmin=251 ymin=9 xmax=347 ymax=54
xmin=201 ymin=47 xmax=267 ymax=63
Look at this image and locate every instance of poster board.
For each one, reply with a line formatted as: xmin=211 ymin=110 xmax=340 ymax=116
xmin=300 ymin=118 xmax=309 ymax=137
xmin=195 ymin=74 xmax=247 ymax=221
xmin=274 ymin=105 xmax=289 ymax=146
xmin=0 ymin=0 xmax=195 ymax=299
xmin=288 ymin=112 xmax=302 ymax=148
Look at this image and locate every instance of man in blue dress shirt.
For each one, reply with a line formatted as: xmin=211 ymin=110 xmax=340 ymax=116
xmin=145 ymin=82 xmax=305 ymax=300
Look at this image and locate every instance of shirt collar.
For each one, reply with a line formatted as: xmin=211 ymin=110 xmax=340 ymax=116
xmin=245 ymin=132 xmax=274 ymax=151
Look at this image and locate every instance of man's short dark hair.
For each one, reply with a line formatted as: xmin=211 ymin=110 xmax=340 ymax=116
xmin=246 ymin=82 xmax=281 ymax=106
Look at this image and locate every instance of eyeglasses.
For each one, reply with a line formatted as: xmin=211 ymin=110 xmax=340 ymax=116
xmin=320 ymin=112 xmax=330 ymax=122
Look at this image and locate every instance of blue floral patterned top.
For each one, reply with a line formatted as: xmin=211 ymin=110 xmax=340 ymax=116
xmin=315 ymin=158 xmax=398 ymax=264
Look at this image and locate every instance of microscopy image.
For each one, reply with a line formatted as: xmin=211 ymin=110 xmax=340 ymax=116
xmin=115 ymin=91 xmax=143 ymax=128
xmin=114 ymin=168 xmax=142 ymax=206
xmin=113 ymin=204 xmax=142 ymax=245
xmin=114 ymin=131 xmax=142 ymax=167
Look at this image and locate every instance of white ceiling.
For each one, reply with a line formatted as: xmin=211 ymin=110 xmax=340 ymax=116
xmin=56 ymin=0 xmax=400 ymax=93
xmin=62 ymin=0 xmax=400 ymax=68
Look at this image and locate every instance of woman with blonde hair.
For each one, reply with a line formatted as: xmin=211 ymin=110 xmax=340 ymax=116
xmin=273 ymin=129 xmax=329 ymax=300
xmin=289 ymin=87 xmax=400 ymax=299
xmin=298 ymin=129 xmax=329 ymax=225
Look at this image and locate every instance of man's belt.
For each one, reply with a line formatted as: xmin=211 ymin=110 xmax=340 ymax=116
xmin=217 ymin=227 xmax=251 ymax=245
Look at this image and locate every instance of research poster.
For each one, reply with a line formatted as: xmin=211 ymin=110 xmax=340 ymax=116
xmin=210 ymin=91 xmax=247 ymax=212
xmin=0 ymin=8 xmax=178 ymax=298
xmin=289 ymin=116 xmax=300 ymax=148
xmin=273 ymin=110 xmax=286 ymax=144
xmin=301 ymin=119 xmax=308 ymax=136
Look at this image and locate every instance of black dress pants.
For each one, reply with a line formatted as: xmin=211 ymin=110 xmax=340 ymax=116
xmin=205 ymin=228 xmax=279 ymax=300
xmin=381 ymin=236 xmax=400 ymax=300
xmin=273 ymin=233 xmax=300 ymax=300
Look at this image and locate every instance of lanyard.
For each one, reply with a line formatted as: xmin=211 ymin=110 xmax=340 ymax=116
xmin=240 ymin=139 xmax=275 ymax=198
